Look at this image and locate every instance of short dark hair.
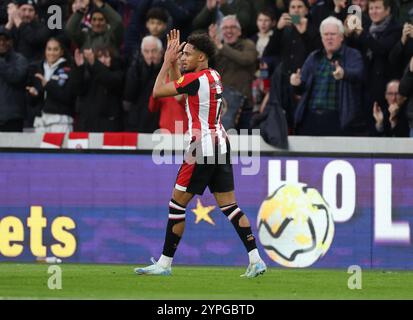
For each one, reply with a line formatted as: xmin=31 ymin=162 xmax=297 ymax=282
xmin=91 ymin=8 xmax=107 ymax=21
xmin=368 ymin=0 xmax=392 ymax=9
xmin=258 ymin=8 xmax=277 ymax=21
xmin=146 ymin=7 xmax=169 ymax=24
xmin=186 ymin=33 xmax=216 ymax=60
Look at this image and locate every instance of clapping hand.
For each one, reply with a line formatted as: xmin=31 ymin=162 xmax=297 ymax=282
xmin=165 ymin=29 xmax=185 ymax=66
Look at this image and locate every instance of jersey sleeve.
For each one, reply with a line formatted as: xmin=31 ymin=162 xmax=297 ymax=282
xmin=174 ymin=73 xmax=200 ymax=96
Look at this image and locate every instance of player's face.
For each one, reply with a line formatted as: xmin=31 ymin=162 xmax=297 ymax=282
xmin=181 ymin=44 xmax=200 ymax=72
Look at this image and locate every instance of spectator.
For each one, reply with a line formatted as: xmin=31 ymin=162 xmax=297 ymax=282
xmin=26 ymin=37 xmax=75 ymax=133
xmin=389 ymin=14 xmax=413 ymax=75
xmin=150 ymin=0 xmax=204 ymax=40
xmin=193 ymin=0 xmax=255 ymax=37
xmin=123 ymin=35 xmax=163 ymax=133
xmin=0 ymin=26 xmax=28 ymax=132
xmin=149 ymin=93 xmax=188 ymax=134
xmin=290 ymin=17 xmax=365 ymax=136
xmin=66 ymin=0 xmax=123 ymax=56
xmin=124 ymin=1 xmax=171 ymax=62
xmin=4 ymin=0 xmax=50 ymax=62
xmin=264 ymin=0 xmax=321 ymax=129
xmin=399 ymin=56 xmax=413 ymax=137
xmin=345 ymin=0 xmax=402 ymax=133
xmin=72 ymin=46 xmax=123 ymax=132
xmin=373 ymin=80 xmax=409 ymax=136
xmin=250 ymin=9 xmax=277 ymax=114
xmin=251 ymin=9 xmax=276 ymax=60
xmin=209 ymin=15 xmax=258 ymax=130
xmin=144 ymin=7 xmax=169 ymax=45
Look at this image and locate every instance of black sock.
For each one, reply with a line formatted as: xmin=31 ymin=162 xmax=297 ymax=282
xmin=162 ymin=199 xmax=186 ymax=258
xmin=221 ymin=203 xmax=257 ymax=253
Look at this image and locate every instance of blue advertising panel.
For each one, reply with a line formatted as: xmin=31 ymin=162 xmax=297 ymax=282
xmin=0 ymin=151 xmax=412 ymax=269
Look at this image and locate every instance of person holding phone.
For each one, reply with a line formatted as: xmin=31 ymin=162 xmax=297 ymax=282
xmin=389 ymin=10 xmax=413 ymax=77
xmin=263 ymin=0 xmax=320 ymax=130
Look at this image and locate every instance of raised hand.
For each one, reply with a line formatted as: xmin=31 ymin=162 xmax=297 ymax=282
xmin=83 ymin=48 xmax=95 ymax=65
xmin=334 ymin=0 xmax=347 ymax=12
xmin=165 ymin=29 xmax=185 ymax=66
xmin=277 ymin=13 xmax=292 ymax=30
xmin=290 ymin=68 xmax=302 ymax=86
xmin=207 ymin=0 xmax=219 ymax=11
xmin=373 ymin=102 xmax=383 ymax=126
xmin=26 ymin=86 xmax=39 ymax=96
xmin=35 ymin=73 xmax=48 ymax=87
xmin=93 ymin=0 xmax=104 ymax=8
xmin=208 ymin=23 xmax=222 ymax=49
xmin=332 ymin=61 xmax=344 ymax=80
xmin=74 ymin=48 xmax=85 ymax=66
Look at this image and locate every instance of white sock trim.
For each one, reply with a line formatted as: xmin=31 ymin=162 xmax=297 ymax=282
xmin=248 ymin=248 xmax=261 ymax=264
xmin=158 ymin=254 xmax=173 ymax=269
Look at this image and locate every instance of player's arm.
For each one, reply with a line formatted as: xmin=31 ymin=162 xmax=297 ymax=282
xmin=153 ymin=29 xmax=185 ymax=98
xmin=169 ymin=62 xmax=182 ymax=82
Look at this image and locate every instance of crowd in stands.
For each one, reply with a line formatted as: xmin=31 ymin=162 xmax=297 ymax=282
xmin=0 ymin=0 xmax=413 ymax=142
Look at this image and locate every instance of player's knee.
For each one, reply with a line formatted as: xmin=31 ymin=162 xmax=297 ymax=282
xmin=220 ymin=203 xmax=249 ymax=226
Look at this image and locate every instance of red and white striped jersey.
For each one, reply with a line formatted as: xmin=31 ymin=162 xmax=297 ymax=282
xmin=174 ymin=68 xmax=227 ymax=156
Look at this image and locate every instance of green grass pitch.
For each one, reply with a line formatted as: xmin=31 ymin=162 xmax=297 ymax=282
xmin=1 ymin=263 xmax=413 ymax=300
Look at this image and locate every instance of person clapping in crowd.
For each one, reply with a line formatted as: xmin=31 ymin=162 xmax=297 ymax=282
xmin=71 ymin=45 xmax=124 ymax=132
xmin=26 ymin=37 xmax=75 ymax=132
xmin=372 ymin=80 xmax=409 ymax=136
xmin=4 ymin=0 xmax=50 ymax=62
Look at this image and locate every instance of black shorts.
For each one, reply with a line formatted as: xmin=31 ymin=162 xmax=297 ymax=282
xmin=174 ymin=141 xmax=234 ymax=195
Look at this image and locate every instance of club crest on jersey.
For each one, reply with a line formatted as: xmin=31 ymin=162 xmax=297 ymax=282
xmin=177 ymin=76 xmax=185 ymax=85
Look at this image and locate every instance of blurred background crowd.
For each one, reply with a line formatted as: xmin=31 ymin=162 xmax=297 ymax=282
xmin=0 ymin=0 xmax=413 ymax=145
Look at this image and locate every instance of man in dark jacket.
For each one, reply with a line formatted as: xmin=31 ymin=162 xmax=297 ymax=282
xmin=345 ymin=0 xmax=402 ymax=133
xmin=123 ymin=35 xmax=162 ymax=133
xmin=4 ymin=0 xmax=50 ymax=62
xmin=290 ymin=16 xmax=365 ymax=136
xmin=0 ymin=26 xmax=28 ymax=132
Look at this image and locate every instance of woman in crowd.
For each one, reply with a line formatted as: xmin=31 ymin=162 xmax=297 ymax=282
xmin=26 ymin=37 xmax=75 ymax=132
